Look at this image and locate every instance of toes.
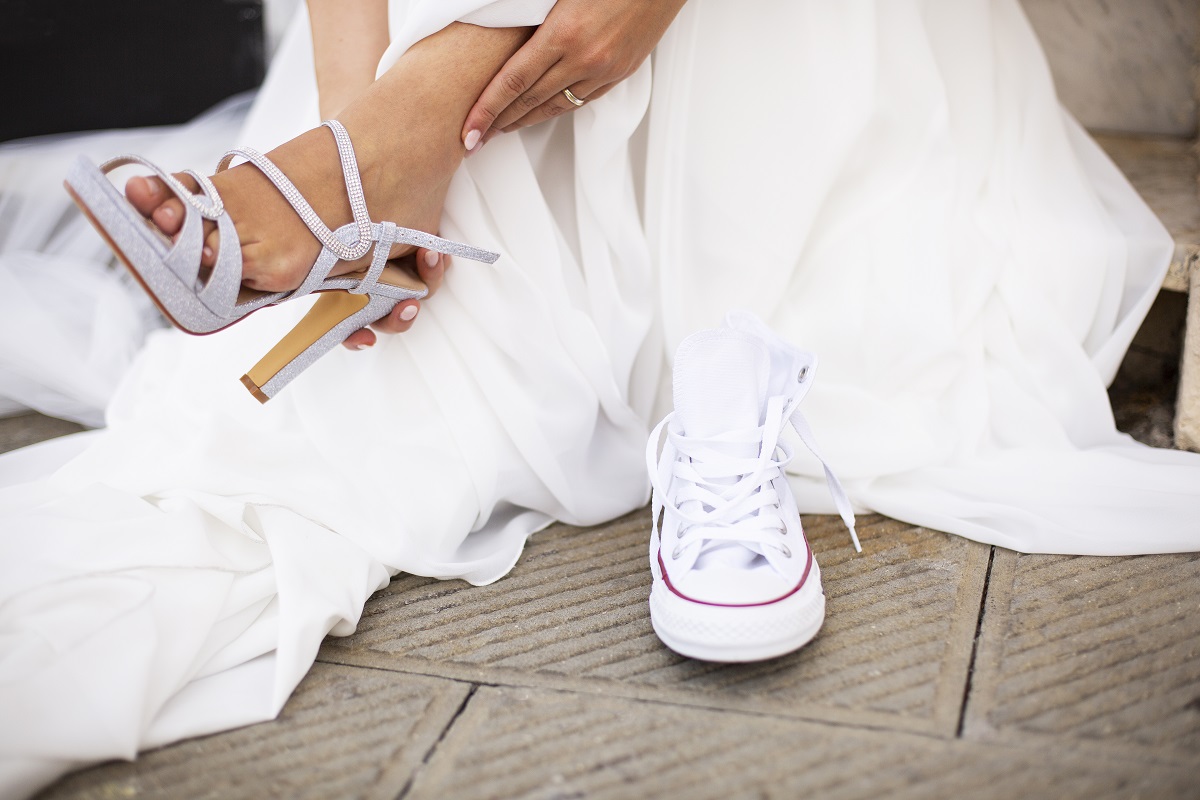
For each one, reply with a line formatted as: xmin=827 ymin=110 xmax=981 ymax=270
xmin=125 ymin=175 xmax=167 ymax=216
xmin=201 ymin=227 xmax=221 ymax=269
xmin=151 ymin=199 xmax=187 ymax=237
xmin=126 ymin=172 xmax=203 ymax=238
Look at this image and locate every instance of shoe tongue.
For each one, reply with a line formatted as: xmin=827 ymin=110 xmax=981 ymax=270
xmin=673 ymin=330 xmax=781 ymax=572
xmin=673 ymin=330 xmax=770 ymax=443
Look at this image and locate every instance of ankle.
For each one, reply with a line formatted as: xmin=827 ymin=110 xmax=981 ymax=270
xmin=337 ymin=83 xmax=466 ymax=187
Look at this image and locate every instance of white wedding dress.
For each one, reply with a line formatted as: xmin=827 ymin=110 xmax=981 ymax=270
xmin=3 ymin=0 xmax=1200 ymax=796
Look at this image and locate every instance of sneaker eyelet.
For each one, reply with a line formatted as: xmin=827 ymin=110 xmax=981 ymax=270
xmin=797 ymin=366 xmax=809 ymax=382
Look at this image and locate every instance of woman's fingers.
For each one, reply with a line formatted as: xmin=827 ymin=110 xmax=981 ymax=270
xmin=417 ymin=249 xmax=447 ymax=296
xmin=342 ymin=327 xmax=378 ymax=350
xmin=462 ymin=0 xmax=689 ymax=150
xmin=499 ymin=81 xmax=616 ymax=133
xmin=342 ymin=249 xmax=450 ymax=350
xmin=340 ymin=299 xmax=420 ymax=349
xmin=373 ymin=299 xmax=423 ymax=334
xmin=485 ymin=65 xmax=581 ymax=132
xmin=462 ymin=35 xmax=561 ymax=152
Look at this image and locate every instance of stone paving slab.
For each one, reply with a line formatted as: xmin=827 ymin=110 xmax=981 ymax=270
xmin=405 ymin=684 xmax=1195 ymax=800
xmin=0 ymin=413 xmax=85 ymax=455
xmin=962 ymin=548 xmax=1200 ymax=765
xmin=320 ymin=511 xmax=990 ymax=736
xmin=39 ymin=664 xmax=471 ymax=800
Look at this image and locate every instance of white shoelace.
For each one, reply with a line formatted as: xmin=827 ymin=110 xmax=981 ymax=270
xmin=647 ymin=395 xmax=861 ymax=568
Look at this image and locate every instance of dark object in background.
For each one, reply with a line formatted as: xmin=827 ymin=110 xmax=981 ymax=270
xmin=0 ymin=0 xmax=265 ymax=142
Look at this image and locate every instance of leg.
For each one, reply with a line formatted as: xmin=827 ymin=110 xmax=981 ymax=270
xmin=124 ymin=22 xmax=532 ymax=293
xmin=305 ymin=0 xmax=391 ymax=120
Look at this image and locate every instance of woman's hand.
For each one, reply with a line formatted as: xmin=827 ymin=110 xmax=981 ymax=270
xmin=341 ymin=249 xmax=449 ymax=349
xmin=460 ymin=0 xmax=687 ymax=151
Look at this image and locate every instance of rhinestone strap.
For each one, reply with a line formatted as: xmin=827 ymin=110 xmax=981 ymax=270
xmin=183 ymin=170 xmax=224 ymax=215
xmin=214 ymin=121 xmax=374 ymax=262
xmin=100 ymin=155 xmax=224 ymax=219
xmin=322 ymin=120 xmax=374 ymax=255
xmin=353 ymin=222 xmax=396 ymax=295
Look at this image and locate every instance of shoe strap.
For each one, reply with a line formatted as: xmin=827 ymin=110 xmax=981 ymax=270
xmin=100 ymin=156 xmax=244 ymax=314
xmin=351 ymin=222 xmax=398 ymax=295
xmin=282 ymin=220 xmax=500 ymax=303
xmin=215 ymin=120 xmax=374 ymax=263
xmin=202 ymin=211 xmax=253 ymax=314
xmin=99 ymin=155 xmax=225 ymax=220
xmin=216 ymin=121 xmax=502 ymax=290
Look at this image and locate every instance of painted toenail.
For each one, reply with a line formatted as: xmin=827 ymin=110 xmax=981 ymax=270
xmin=424 ymin=250 xmax=439 ymax=268
xmin=399 ymin=305 xmax=418 ymax=322
xmin=203 ymin=246 xmax=214 ymax=261
xmin=143 ymin=178 xmax=157 ymax=195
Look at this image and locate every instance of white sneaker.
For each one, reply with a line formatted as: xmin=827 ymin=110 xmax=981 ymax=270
xmin=646 ymin=312 xmax=860 ymax=662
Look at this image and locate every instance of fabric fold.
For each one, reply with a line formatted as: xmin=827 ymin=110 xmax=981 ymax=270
xmin=2 ymin=1 xmax=1199 ymax=797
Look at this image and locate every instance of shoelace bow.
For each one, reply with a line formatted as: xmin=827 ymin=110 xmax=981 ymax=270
xmin=647 ymin=395 xmax=862 ymax=569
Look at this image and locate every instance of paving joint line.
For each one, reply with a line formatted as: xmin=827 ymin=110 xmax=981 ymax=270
xmin=395 ymin=683 xmax=479 ymax=800
xmin=318 ymin=649 xmax=961 ymax=744
xmin=956 ymin=545 xmax=996 ymax=738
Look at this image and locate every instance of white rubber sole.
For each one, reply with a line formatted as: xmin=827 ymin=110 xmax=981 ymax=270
xmin=648 ymin=560 xmax=825 ymax=663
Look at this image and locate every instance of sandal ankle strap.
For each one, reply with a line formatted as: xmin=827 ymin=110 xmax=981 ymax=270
xmin=215 ymin=120 xmax=374 ymax=262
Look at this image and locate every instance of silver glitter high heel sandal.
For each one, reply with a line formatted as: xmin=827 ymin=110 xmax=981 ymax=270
xmin=63 ymin=119 xmax=499 ymax=402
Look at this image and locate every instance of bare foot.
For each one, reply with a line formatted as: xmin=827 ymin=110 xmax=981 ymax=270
xmin=122 ymin=118 xmax=448 ymax=294
xmin=121 ymin=22 xmax=529 ymax=295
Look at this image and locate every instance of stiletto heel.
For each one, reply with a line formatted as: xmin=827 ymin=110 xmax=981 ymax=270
xmin=241 ymin=264 xmax=423 ymax=402
xmin=64 ymin=119 xmax=498 ymax=401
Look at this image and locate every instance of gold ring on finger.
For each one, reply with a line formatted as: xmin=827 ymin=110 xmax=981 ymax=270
xmin=562 ymin=88 xmax=586 ymax=107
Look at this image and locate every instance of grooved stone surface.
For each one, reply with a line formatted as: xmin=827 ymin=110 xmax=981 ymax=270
xmin=1021 ymin=0 xmax=1198 ymax=137
xmin=963 ymin=549 xmax=1200 ymax=763
xmin=39 ymin=664 xmax=471 ymax=800
xmin=0 ymin=413 xmax=86 ymax=455
xmin=321 ymin=512 xmax=990 ymax=735
xmin=406 ymin=686 xmax=1196 ymax=800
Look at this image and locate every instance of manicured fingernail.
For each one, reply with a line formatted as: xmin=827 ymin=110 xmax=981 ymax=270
xmin=352 ymin=341 xmax=372 ymax=350
xmin=464 ymin=129 xmax=482 ymax=151
xmin=424 ymin=250 xmax=439 ymax=268
xmin=399 ymin=305 xmax=418 ymax=322
xmin=203 ymin=246 xmax=213 ymax=261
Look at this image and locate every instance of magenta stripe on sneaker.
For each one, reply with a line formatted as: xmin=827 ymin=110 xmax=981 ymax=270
xmin=657 ymin=543 xmax=813 ymax=608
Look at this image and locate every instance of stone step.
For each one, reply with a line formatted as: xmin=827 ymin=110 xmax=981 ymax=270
xmin=1095 ymin=133 xmax=1200 ymax=450
xmin=1021 ymin=0 xmax=1198 ymax=138
xmin=1097 ymin=134 xmax=1200 ymax=294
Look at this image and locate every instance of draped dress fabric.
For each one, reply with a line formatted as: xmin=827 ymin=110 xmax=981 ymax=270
xmin=2 ymin=0 xmax=1200 ymax=796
